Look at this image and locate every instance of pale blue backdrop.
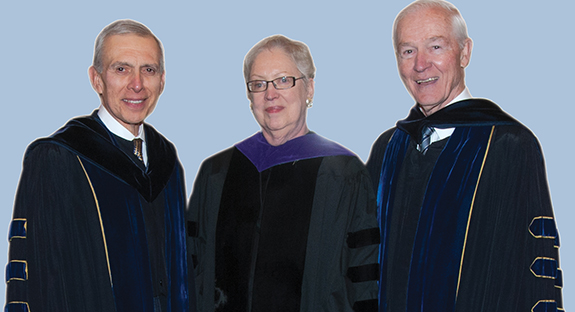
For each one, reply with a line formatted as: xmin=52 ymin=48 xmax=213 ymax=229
xmin=1 ymin=0 xmax=572 ymax=308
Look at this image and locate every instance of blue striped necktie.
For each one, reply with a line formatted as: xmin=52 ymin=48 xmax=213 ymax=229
xmin=417 ymin=126 xmax=434 ymax=155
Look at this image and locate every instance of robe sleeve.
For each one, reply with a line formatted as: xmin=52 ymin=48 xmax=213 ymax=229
xmin=366 ymin=128 xmax=395 ymax=194
xmin=455 ymin=125 xmax=563 ymax=311
xmin=302 ymin=156 xmax=380 ymax=311
xmin=343 ymin=158 xmax=381 ymax=311
xmin=6 ymin=143 xmax=115 ymax=312
xmin=186 ymin=149 xmax=232 ymax=312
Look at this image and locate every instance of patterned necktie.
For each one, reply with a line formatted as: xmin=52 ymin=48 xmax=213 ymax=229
xmin=133 ymin=138 xmax=144 ymax=162
xmin=417 ymin=126 xmax=434 ymax=155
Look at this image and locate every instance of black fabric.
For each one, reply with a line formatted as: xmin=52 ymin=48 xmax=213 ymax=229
xmin=215 ymin=150 xmax=320 ymax=312
xmin=347 ymin=263 xmax=379 ymax=283
xmin=187 ymin=221 xmax=199 ymax=238
xmin=396 ymin=98 xmax=517 ymax=142
xmin=366 ymin=100 xmax=563 ymax=311
xmin=115 ymin=135 xmax=146 ymax=170
xmin=188 ymin=146 xmax=380 ymax=312
xmin=44 ymin=111 xmax=176 ymax=202
xmin=347 ymin=228 xmax=381 ymax=249
xmin=384 ymin=138 xmax=447 ymax=311
xmin=143 ymin=188 xmax=168 ymax=303
xmin=353 ymin=299 xmax=378 ymax=312
xmin=7 ymin=144 xmax=117 ymax=311
xmin=112 ymin=134 xmax=167 ymax=302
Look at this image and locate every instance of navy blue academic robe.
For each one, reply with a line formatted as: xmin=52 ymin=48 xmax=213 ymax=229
xmin=6 ymin=111 xmax=194 ymax=312
xmin=367 ymin=99 xmax=563 ymax=312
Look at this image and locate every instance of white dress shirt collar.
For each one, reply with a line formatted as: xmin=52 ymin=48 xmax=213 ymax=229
xmin=423 ymin=88 xmax=472 ymax=146
xmin=97 ymin=105 xmax=148 ymax=165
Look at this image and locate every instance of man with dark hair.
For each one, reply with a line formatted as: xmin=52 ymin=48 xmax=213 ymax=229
xmin=367 ymin=1 xmax=563 ymax=311
xmin=5 ymin=19 xmax=194 ymax=311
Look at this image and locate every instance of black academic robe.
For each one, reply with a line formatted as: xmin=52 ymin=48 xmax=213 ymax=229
xmin=366 ymin=99 xmax=563 ymax=311
xmin=187 ymin=133 xmax=380 ymax=312
xmin=5 ymin=111 xmax=193 ymax=312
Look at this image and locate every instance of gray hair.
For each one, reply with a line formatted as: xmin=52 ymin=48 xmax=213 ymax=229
xmin=392 ymin=0 xmax=469 ymax=51
xmin=243 ymin=35 xmax=316 ymax=86
xmin=92 ymin=19 xmax=165 ymax=73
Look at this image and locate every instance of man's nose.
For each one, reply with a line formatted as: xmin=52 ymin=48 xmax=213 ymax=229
xmin=128 ymin=72 xmax=143 ymax=92
xmin=414 ymin=51 xmax=431 ymax=72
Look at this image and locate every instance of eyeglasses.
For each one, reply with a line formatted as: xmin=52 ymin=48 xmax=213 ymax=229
xmin=247 ymin=76 xmax=304 ymax=93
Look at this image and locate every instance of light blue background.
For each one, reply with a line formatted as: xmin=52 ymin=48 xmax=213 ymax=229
xmin=1 ymin=0 xmax=572 ymax=308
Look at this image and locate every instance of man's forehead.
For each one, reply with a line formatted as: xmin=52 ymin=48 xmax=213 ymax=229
xmin=399 ymin=7 xmax=451 ymax=30
xmin=397 ymin=9 xmax=454 ymax=45
xmin=102 ymin=34 xmax=161 ymax=61
xmin=103 ymin=33 xmax=156 ymax=48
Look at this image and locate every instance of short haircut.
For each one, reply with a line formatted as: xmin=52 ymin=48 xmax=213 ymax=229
xmin=92 ymin=19 xmax=165 ymax=73
xmin=392 ymin=0 xmax=469 ymax=51
xmin=243 ymin=35 xmax=316 ymax=86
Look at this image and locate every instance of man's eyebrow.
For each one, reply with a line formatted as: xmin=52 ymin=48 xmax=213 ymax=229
xmin=109 ymin=61 xmax=133 ymax=68
xmin=397 ymin=42 xmax=414 ymax=48
xmin=140 ymin=63 xmax=160 ymax=69
xmin=428 ymin=36 xmax=447 ymax=42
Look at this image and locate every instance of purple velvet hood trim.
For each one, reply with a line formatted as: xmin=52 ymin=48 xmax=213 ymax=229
xmin=235 ymin=132 xmax=355 ymax=172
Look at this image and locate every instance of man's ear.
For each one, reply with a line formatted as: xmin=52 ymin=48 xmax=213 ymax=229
xmin=89 ymin=66 xmax=104 ymax=94
xmin=460 ymin=38 xmax=473 ymax=68
xmin=159 ymin=72 xmax=166 ymax=94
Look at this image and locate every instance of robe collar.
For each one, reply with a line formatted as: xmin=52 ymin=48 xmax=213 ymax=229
xmin=397 ymin=98 xmax=518 ymax=142
xmin=33 ymin=110 xmax=177 ymax=202
xmin=235 ymin=132 xmax=355 ymax=172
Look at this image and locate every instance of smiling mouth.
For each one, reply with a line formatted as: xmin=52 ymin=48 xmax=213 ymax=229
xmin=266 ymin=106 xmax=284 ymax=113
xmin=123 ymin=99 xmax=144 ymax=104
xmin=416 ymin=77 xmax=438 ymax=84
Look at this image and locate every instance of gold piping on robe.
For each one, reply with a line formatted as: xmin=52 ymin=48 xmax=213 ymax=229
xmin=77 ymin=156 xmax=113 ymax=286
xmin=456 ymin=125 xmax=495 ymax=298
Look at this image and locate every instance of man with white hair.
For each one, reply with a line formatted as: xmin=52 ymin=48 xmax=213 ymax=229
xmin=366 ymin=1 xmax=563 ymax=310
xmin=5 ymin=20 xmax=194 ymax=311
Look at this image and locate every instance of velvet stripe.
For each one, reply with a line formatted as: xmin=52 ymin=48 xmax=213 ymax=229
xmin=353 ymin=299 xmax=378 ymax=312
xmin=376 ymin=129 xmax=411 ymax=312
xmin=556 ymin=269 xmax=563 ymax=288
xmin=8 ymin=220 xmax=26 ymax=241
xmin=531 ymin=300 xmax=558 ymax=312
xmin=83 ymin=161 xmax=154 ymax=312
xmin=347 ymin=263 xmax=379 ymax=283
xmin=406 ymin=126 xmax=491 ymax=311
xmin=163 ymin=167 xmax=192 ymax=311
xmin=5 ymin=261 xmax=27 ymax=282
xmin=4 ymin=302 xmax=29 ymax=312
xmin=347 ymin=228 xmax=380 ymax=249
xmin=529 ymin=217 xmax=558 ymax=239
xmin=530 ymin=258 xmax=558 ymax=279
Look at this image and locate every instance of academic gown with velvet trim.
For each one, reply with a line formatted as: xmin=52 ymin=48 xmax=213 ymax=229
xmin=366 ymin=99 xmax=563 ymax=312
xmin=187 ymin=132 xmax=380 ymax=312
xmin=5 ymin=111 xmax=194 ymax=312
